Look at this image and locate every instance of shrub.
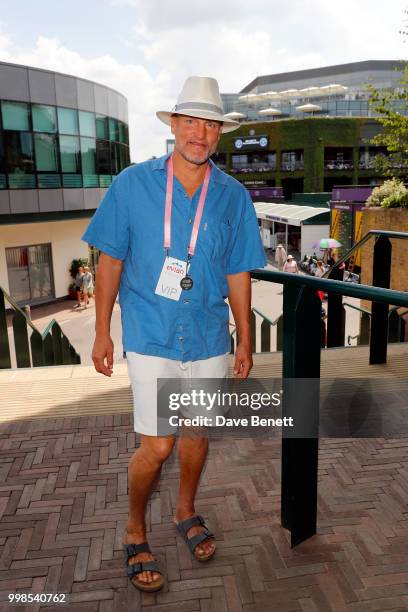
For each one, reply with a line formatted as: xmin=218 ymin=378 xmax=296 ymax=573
xmin=382 ymin=191 xmax=408 ymax=208
xmin=366 ymin=178 xmax=407 ymax=207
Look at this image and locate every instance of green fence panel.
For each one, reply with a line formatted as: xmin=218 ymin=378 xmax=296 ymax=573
xmin=61 ymin=336 xmax=71 ymax=365
xmin=260 ymin=318 xmax=271 ymax=353
xmin=12 ymin=310 xmax=31 ymax=368
xmin=31 ymin=330 xmax=44 ymax=367
xmin=51 ymin=324 xmax=63 ymax=365
xmin=276 ymin=315 xmax=283 ymax=352
xmin=43 ymin=333 xmax=55 ymax=366
xmin=0 ymin=293 xmax=11 ymax=369
xmin=359 ymin=312 xmax=370 ymax=345
xmin=250 ymin=311 xmax=256 ymax=353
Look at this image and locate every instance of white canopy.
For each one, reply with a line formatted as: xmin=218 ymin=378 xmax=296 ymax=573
xmin=296 ymin=103 xmax=322 ymax=112
xmin=224 ymin=111 xmax=246 ymax=119
xmin=254 ymin=202 xmax=329 ymax=227
xmin=258 ymin=108 xmax=282 ymax=116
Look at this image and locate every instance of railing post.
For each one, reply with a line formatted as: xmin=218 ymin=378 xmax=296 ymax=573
xmin=276 ymin=314 xmax=283 ymax=351
xmin=359 ymin=312 xmax=370 ymax=345
xmin=0 ymin=292 xmax=12 ymax=369
xmin=31 ymin=330 xmax=44 ymax=367
xmin=370 ymin=235 xmax=391 ymax=364
xmin=260 ymin=318 xmax=271 ymax=352
xmin=250 ymin=311 xmax=256 ymax=353
xmin=388 ymin=310 xmax=404 ymax=343
xmin=12 ymin=310 xmax=31 ymax=368
xmin=327 ymin=266 xmax=345 ymax=347
xmin=281 ymin=284 xmax=321 ymax=547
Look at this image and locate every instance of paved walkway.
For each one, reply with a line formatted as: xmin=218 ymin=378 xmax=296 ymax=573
xmin=0 ymin=347 xmax=407 ymax=610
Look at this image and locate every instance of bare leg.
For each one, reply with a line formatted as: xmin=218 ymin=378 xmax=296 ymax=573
xmin=174 ymin=430 xmax=215 ymax=558
xmin=75 ymin=290 xmax=82 ymax=306
xmin=125 ymin=434 xmax=176 ymax=584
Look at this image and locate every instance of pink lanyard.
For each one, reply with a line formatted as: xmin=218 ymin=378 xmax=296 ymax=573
xmin=164 ymin=155 xmax=211 ymax=258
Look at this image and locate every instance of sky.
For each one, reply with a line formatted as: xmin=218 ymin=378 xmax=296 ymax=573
xmin=0 ymin=0 xmax=407 ymax=161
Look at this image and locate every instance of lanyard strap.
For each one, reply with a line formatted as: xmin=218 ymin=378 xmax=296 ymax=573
xmin=164 ymin=155 xmax=211 ymax=257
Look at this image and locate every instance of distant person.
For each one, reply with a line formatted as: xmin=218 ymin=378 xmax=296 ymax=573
xmin=314 ymin=260 xmax=325 ymax=277
xmin=81 ymin=266 xmax=94 ymax=308
xmin=283 ymin=254 xmax=299 ymax=273
xmin=74 ymin=266 xmax=84 ymax=308
xmin=275 ymin=243 xmax=287 ymax=271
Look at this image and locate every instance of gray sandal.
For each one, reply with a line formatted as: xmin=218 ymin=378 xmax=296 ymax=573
xmin=123 ymin=541 xmax=164 ymax=592
xmin=175 ymin=515 xmax=216 ymax=561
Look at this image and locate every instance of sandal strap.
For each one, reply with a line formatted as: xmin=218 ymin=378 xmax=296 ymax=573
xmin=176 ymin=514 xmax=206 ymax=536
xmin=186 ymin=529 xmax=214 ymax=553
xmin=127 ymin=560 xmax=161 ymax=578
xmin=123 ymin=542 xmax=150 ymax=560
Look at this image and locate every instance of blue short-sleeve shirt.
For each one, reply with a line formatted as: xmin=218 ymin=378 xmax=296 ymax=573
xmin=82 ymin=154 xmax=266 ymax=361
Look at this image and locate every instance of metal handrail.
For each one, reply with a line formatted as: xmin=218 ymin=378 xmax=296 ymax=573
xmin=251 ymin=269 xmax=408 ymax=308
xmin=322 ymin=229 xmax=408 ymax=278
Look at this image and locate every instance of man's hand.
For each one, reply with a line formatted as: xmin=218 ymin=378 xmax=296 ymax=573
xmin=233 ymin=343 xmax=253 ymax=379
xmin=92 ymin=334 xmax=114 ymax=377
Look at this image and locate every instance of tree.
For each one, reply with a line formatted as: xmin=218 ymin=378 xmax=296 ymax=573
xmin=368 ymin=13 xmax=408 ymax=179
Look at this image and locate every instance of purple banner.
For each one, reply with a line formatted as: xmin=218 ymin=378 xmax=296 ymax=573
xmin=331 ymin=186 xmax=373 ymax=202
xmin=248 ymin=187 xmax=284 ymax=198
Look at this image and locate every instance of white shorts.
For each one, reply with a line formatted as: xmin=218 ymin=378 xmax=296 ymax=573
xmin=126 ymin=351 xmax=229 ymax=436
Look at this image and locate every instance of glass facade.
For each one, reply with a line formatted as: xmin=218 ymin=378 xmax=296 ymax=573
xmin=0 ymin=99 xmax=130 ymax=189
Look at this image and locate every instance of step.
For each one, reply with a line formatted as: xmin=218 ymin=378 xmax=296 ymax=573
xmin=0 ymin=343 xmax=407 ymax=423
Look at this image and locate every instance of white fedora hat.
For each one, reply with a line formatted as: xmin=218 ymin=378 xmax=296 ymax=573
xmin=156 ymin=76 xmax=240 ymax=134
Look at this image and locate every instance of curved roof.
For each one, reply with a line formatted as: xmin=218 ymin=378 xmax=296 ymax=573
xmin=254 ymin=202 xmax=329 ymax=226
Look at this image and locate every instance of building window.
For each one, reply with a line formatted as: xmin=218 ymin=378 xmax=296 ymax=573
xmin=1 ymin=101 xmax=30 ymax=131
xmin=80 ymin=137 xmax=98 ymax=187
xmin=3 ymin=131 xmax=35 ymax=188
xmin=6 ymin=243 xmax=54 ymax=304
xmin=57 ymin=107 xmax=79 ymax=135
xmin=324 ymin=147 xmax=353 ymax=170
xmin=96 ymin=139 xmax=111 ymax=175
xmin=96 ymin=115 xmax=108 ymax=139
xmin=281 ymin=150 xmax=304 ymax=171
xmin=79 ymin=111 xmax=96 ymax=138
xmin=32 ymin=105 xmax=57 ymax=133
xmin=59 ymin=135 xmax=81 ymax=187
xmin=34 ymin=134 xmax=60 ymax=188
xmin=109 ymin=118 xmax=119 ymax=142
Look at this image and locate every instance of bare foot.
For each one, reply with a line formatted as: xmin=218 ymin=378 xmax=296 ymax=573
xmin=174 ymin=513 xmax=215 ymax=559
xmin=123 ymin=530 xmax=161 ymax=585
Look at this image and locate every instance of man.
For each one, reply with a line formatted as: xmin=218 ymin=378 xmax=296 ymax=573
xmin=82 ymin=76 xmax=266 ymax=592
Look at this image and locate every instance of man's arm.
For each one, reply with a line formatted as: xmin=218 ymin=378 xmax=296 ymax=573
xmin=92 ymin=252 xmax=123 ymax=377
xmin=227 ymin=271 xmax=253 ymax=379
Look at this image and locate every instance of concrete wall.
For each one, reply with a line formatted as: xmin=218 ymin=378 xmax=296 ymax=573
xmin=0 ymin=218 xmax=90 ymax=299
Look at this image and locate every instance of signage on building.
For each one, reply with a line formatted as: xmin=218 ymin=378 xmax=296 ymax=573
xmin=234 ymin=136 xmax=268 ymax=150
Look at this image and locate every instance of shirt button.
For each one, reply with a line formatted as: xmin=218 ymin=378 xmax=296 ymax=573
xmin=183 ymin=299 xmax=190 ymax=304
xmin=178 ymin=337 xmax=184 ymax=341
xmin=188 ymin=218 xmax=192 ymax=224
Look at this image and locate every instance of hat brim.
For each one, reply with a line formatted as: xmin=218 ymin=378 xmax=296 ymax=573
xmin=156 ymin=109 xmax=240 ymax=133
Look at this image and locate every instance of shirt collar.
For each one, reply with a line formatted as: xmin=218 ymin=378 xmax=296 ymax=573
xmin=151 ymin=153 xmax=229 ymax=186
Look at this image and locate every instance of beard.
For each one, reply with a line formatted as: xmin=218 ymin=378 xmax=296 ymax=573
xmin=175 ymin=143 xmax=217 ymax=166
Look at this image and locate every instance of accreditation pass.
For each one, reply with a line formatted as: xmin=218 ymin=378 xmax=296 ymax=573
xmin=155 ymin=256 xmax=187 ymax=301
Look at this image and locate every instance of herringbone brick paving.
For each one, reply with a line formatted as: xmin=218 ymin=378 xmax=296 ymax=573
xmin=0 ymin=413 xmax=407 ymax=611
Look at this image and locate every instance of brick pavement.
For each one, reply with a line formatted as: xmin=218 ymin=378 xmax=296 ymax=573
xmin=0 ymin=413 xmax=407 ymax=612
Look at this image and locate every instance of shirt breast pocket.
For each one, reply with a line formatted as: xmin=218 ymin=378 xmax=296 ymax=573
xmin=199 ymin=219 xmax=233 ymax=262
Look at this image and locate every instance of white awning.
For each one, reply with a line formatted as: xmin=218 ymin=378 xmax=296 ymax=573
xmin=296 ymin=103 xmax=322 ymax=112
xmin=254 ymin=202 xmax=329 ymax=227
xmin=224 ymin=111 xmax=246 ymax=119
xmin=258 ymin=107 xmax=282 ymax=116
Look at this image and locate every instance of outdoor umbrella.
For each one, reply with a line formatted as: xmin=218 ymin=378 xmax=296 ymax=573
xmin=312 ymin=238 xmax=342 ymax=249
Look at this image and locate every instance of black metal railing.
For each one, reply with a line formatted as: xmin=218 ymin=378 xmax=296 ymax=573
xmin=0 ymin=286 xmax=81 ymax=369
xmin=230 ymin=307 xmax=283 ymax=354
xmin=250 ymin=236 xmax=408 ymax=548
